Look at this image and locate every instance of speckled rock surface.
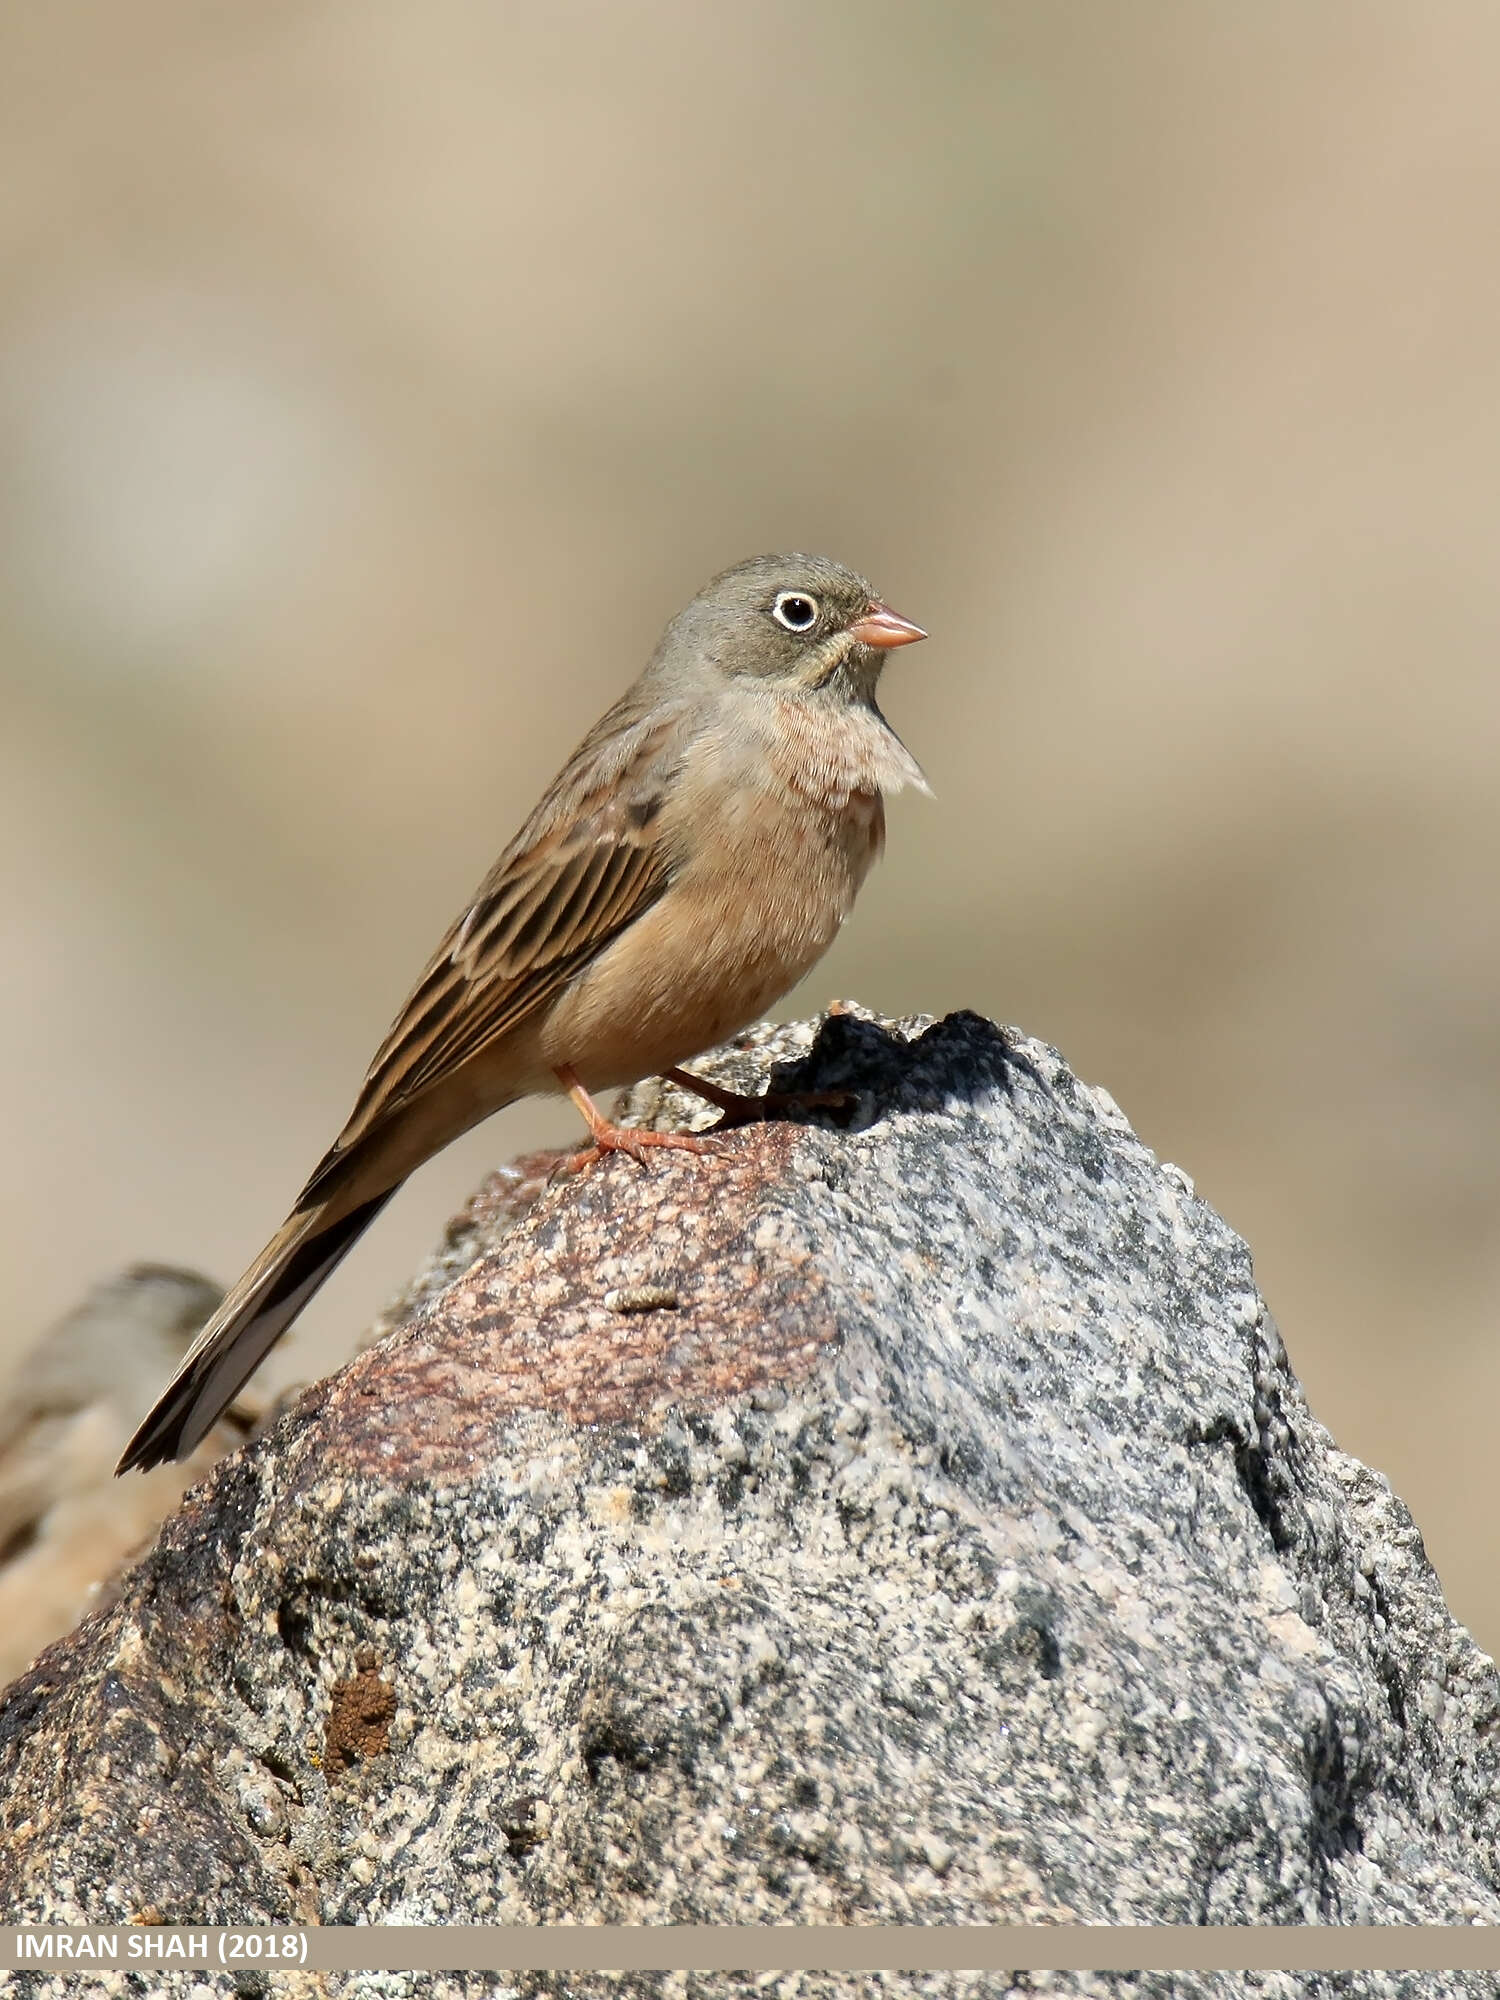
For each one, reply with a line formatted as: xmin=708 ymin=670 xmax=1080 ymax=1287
xmin=3 ymin=1008 xmax=1499 ymax=2000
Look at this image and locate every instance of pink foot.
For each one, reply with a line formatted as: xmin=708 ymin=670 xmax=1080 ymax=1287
xmin=662 ymin=1067 xmax=856 ymax=1132
xmin=557 ymin=1064 xmax=721 ymax=1173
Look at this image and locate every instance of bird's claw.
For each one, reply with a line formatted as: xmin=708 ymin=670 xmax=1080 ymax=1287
xmin=567 ymin=1122 xmax=720 ymax=1176
xmin=662 ymin=1066 xmax=856 ymax=1132
xmin=706 ymin=1085 xmax=856 ymax=1132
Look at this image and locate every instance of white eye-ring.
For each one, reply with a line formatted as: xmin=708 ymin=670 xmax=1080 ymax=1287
xmin=772 ymin=590 xmax=819 ymax=632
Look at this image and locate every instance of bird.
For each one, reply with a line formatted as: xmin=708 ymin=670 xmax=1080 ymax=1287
xmin=0 ymin=1265 xmax=242 ymax=1685
xmin=116 ymin=553 xmax=928 ymax=1474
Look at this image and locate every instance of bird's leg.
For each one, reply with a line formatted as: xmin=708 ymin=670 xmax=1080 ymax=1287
xmin=662 ymin=1066 xmax=856 ymax=1131
xmin=556 ymin=1065 xmax=719 ymax=1171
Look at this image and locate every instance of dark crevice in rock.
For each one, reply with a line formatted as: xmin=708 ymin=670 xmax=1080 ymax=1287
xmin=274 ymin=1591 xmax=317 ymax=1662
xmin=1366 ymin=1573 xmax=1411 ymax=1734
xmin=256 ymin=1745 xmax=300 ymax=1794
xmin=1305 ymin=1704 xmax=1371 ymax=1919
xmin=1185 ymin=1395 xmax=1301 ymax=1560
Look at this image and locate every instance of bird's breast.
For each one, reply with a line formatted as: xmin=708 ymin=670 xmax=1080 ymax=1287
xmin=539 ymin=705 xmax=888 ymax=1090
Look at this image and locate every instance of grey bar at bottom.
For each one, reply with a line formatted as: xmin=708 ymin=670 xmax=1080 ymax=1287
xmin=8 ymin=1927 xmax=1500 ymax=1974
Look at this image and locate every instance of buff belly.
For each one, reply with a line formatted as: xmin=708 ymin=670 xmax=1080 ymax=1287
xmin=538 ymin=788 xmax=883 ymax=1092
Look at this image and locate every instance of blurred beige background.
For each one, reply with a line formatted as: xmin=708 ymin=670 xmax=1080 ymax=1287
xmin=3 ymin=6 xmax=1499 ymax=1644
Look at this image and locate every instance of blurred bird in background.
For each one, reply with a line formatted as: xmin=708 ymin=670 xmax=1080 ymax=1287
xmin=0 ymin=1267 xmax=255 ymax=1686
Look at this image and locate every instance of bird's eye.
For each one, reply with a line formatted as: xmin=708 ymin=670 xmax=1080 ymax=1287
xmin=772 ymin=590 xmax=819 ymax=632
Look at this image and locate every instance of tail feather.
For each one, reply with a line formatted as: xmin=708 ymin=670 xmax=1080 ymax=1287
xmin=115 ymin=1189 xmax=396 ymax=1474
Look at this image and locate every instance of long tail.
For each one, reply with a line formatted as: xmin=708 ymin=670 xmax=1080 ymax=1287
xmin=115 ymin=1188 xmax=396 ymax=1473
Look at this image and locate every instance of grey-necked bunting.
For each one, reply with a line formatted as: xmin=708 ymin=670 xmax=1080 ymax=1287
xmin=118 ymin=554 xmax=927 ymax=1473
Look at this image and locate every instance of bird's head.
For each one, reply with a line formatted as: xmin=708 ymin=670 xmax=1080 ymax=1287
xmin=655 ymin=552 xmax=926 ymax=703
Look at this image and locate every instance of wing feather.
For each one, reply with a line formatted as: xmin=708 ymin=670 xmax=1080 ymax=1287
xmin=299 ymin=698 xmax=688 ymax=1198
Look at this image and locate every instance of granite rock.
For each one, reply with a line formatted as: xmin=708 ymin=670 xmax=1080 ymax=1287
xmin=2 ymin=1008 xmax=1498 ymax=2000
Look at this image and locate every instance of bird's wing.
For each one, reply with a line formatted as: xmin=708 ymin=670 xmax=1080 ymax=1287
xmin=301 ymin=698 xmax=689 ymax=1197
